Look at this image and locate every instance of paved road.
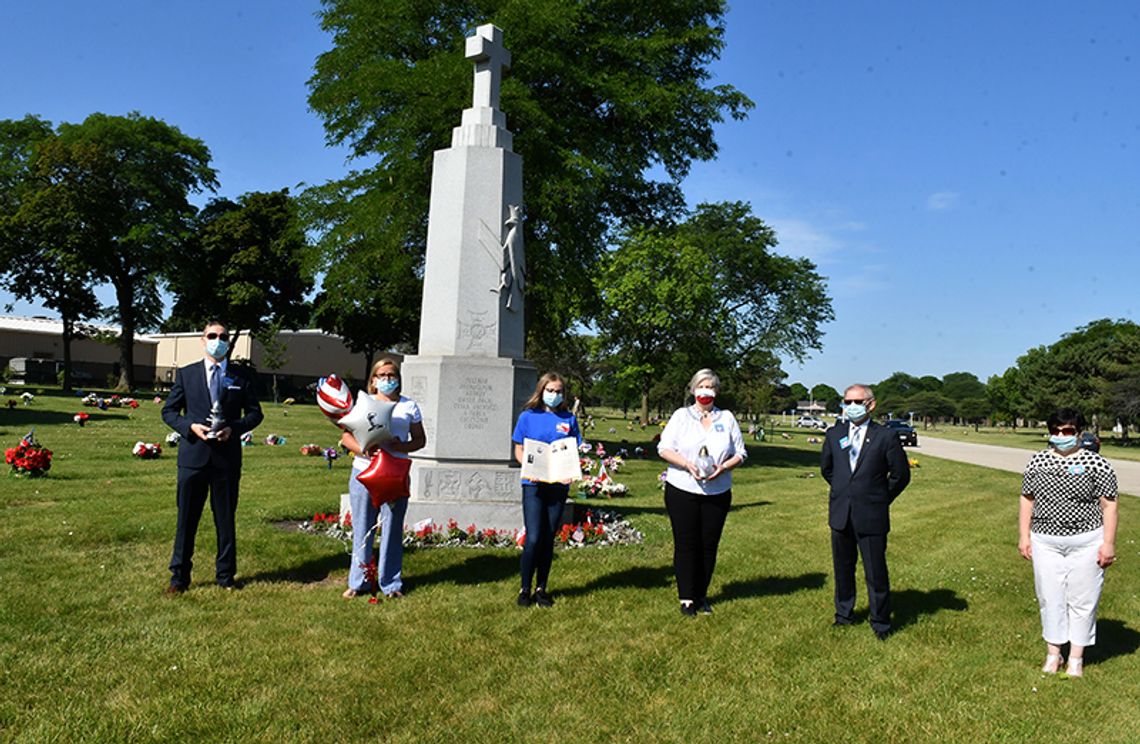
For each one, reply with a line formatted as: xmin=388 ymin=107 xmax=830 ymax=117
xmin=915 ymin=435 xmax=1140 ymax=497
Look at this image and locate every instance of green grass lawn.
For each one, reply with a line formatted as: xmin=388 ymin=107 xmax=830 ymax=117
xmin=2 ymin=393 xmax=1138 ymax=742
xmin=917 ymin=423 xmax=1140 ymax=462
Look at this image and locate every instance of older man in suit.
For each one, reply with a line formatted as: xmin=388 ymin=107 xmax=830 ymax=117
xmin=820 ymin=384 xmax=911 ymax=639
xmin=162 ymin=320 xmax=263 ymax=593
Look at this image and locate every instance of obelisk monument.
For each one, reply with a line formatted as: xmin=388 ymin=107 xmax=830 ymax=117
xmin=401 ymin=24 xmax=536 ymax=530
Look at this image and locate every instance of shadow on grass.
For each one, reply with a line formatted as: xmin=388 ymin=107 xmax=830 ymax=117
xmin=1088 ymin=618 xmax=1140 ymax=666
xmin=712 ymin=572 xmax=827 ymax=603
xmin=410 ymin=553 xmax=520 ymax=588
xmin=892 ymin=587 xmax=969 ymax=630
xmin=558 ymin=564 xmax=675 ymax=598
xmin=1 ymin=407 xmax=91 ymax=429
xmin=575 ymin=499 xmax=771 ymax=519
xmin=243 ymin=552 xmax=347 ymax=585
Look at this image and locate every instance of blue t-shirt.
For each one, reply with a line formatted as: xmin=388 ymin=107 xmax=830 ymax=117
xmin=512 ymin=408 xmax=582 ymax=487
xmin=512 ymin=408 xmax=581 ymax=446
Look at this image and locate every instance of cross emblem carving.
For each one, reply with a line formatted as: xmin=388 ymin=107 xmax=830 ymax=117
xmin=465 ymin=24 xmax=511 ymax=111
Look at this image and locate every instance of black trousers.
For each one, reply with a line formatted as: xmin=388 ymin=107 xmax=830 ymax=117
xmin=664 ymin=482 xmax=731 ymax=602
xmin=831 ymin=516 xmax=891 ymax=632
xmin=169 ymin=465 xmax=240 ymax=587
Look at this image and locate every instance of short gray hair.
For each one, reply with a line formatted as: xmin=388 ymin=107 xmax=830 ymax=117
xmin=689 ymin=368 xmax=720 ymax=394
xmin=844 ymin=384 xmax=875 ymax=400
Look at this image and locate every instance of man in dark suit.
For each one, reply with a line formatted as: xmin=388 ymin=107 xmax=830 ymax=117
xmin=162 ymin=321 xmax=263 ymax=593
xmin=820 ymin=384 xmax=910 ymax=639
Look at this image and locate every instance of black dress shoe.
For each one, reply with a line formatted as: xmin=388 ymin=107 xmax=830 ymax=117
xmin=165 ymin=584 xmax=186 ymax=595
xmin=874 ymin=629 xmax=891 ymax=641
xmin=218 ymin=580 xmax=239 ymax=590
xmin=832 ymin=619 xmax=854 ymax=627
xmin=680 ymin=602 xmax=698 ymax=617
xmin=533 ymin=589 xmax=555 ymax=607
xmin=517 ymin=590 xmax=533 ymax=607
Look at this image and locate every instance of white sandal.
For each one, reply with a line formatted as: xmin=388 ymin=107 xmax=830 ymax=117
xmin=1042 ymin=654 xmax=1063 ymax=674
xmin=1065 ymin=657 xmax=1084 ymax=677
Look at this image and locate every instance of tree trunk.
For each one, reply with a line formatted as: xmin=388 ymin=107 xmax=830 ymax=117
xmin=60 ymin=312 xmax=74 ymax=392
xmin=114 ymin=280 xmax=135 ymax=391
xmin=639 ymin=385 xmax=649 ymax=427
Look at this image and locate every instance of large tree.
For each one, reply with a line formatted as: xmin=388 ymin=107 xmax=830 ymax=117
xmin=30 ymin=113 xmax=217 ymax=389
xmin=0 ymin=116 xmax=102 ymax=390
xmin=306 ymin=0 xmax=752 ymax=351
xmin=595 ymin=201 xmax=832 ymax=422
xmin=166 ymin=190 xmax=314 ymax=345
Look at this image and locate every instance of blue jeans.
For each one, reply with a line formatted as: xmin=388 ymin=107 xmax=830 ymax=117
xmin=520 ymin=482 xmax=567 ymax=592
xmin=347 ymin=467 xmax=408 ymax=595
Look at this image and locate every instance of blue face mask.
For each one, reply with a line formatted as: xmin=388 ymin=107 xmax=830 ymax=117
xmin=376 ymin=378 xmax=399 ymax=396
xmin=844 ymin=403 xmax=868 ymax=422
xmin=543 ymin=391 xmax=563 ymax=408
xmin=1050 ymin=434 xmax=1078 ymax=450
xmin=205 ymin=338 xmax=229 ymax=359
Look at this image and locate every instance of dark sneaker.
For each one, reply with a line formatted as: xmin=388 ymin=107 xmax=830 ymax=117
xmin=680 ymin=602 xmax=697 ymax=617
xmin=533 ymin=589 xmax=555 ymax=607
xmin=698 ymin=598 xmax=712 ymax=615
xmin=517 ymin=590 xmax=533 ymax=607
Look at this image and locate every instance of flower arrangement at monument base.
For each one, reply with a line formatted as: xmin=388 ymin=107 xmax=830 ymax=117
xmin=7 ymin=432 xmax=52 ymax=477
xmin=132 ymin=441 xmax=162 ymax=459
xmin=73 ymin=412 xmax=90 ymax=427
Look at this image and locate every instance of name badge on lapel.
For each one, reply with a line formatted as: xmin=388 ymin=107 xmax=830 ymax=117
xmin=839 ymin=436 xmax=850 ymax=449
xmin=714 ymin=423 xmax=725 ymax=432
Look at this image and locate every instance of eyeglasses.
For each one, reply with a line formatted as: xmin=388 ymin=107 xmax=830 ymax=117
xmin=205 ymin=332 xmax=230 ymax=341
xmin=374 ymin=373 xmax=399 ymax=380
xmin=1050 ymin=426 xmax=1078 ymax=435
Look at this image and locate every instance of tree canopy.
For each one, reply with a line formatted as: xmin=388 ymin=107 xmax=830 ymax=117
xmin=306 ymin=0 xmax=753 ymax=352
xmin=165 ymin=189 xmax=314 ymax=346
xmin=594 ymin=201 xmax=832 ymax=421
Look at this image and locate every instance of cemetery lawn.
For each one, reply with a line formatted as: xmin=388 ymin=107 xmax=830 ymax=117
xmin=919 ymin=425 xmax=1140 ymax=462
xmin=2 ymin=394 xmax=1138 ymax=742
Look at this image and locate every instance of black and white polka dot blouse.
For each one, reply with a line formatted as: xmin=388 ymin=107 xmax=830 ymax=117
xmin=1021 ymin=448 xmax=1118 ymax=536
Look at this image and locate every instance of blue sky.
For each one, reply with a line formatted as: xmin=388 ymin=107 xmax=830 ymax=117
xmin=3 ymin=2 xmax=1138 ymax=391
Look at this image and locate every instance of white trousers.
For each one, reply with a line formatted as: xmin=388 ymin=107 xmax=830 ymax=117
xmin=1031 ymin=527 xmax=1104 ymax=646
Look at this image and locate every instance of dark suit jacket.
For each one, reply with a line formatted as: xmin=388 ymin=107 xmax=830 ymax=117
xmin=162 ymin=360 xmax=264 ymax=471
xmin=820 ymin=420 xmax=911 ymax=535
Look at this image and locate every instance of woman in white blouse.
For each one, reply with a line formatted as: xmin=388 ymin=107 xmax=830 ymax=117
xmin=657 ymin=369 xmax=747 ymax=616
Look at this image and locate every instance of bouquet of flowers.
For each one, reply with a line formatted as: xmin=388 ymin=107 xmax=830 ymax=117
xmin=165 ymin=431 xmax=181 ymax=447
xmin=299 ymin=444 xmax=324 ymax=456
xmin=132 ymin=441 xmax=162 ymax=459
xmin=74 ymin=412 xmax=90 ymax=427
xmin=6 ymin=431 xmax=52 ymax=477
xmin=264 ymin=433 xmax=286 ymax=446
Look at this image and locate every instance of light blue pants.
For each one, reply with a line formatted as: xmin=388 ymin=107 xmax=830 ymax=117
xmin=347 ymin=467 xmax=409 ymax=595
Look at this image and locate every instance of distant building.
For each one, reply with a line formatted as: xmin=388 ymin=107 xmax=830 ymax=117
xmin=0 ymin=315 xmax=156 ymax=385
xmin=2 ymin=315 xmax=375 ymax=394
xmin=796 ymin=400 xmax=828 ymax=415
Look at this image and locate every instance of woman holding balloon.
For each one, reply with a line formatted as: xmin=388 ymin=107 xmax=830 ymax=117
xmin=340 ymin=358 xmax=426 ymax=598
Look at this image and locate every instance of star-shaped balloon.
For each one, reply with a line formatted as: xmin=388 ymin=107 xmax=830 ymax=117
xmin=357 ymin=451 xmax=412 ymax=507
xmin=337 ymin=391 xmax=397 ymax=453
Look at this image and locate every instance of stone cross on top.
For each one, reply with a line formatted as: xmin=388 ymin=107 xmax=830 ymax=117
xmin=466 ymin=24 xmax=511 ymax=111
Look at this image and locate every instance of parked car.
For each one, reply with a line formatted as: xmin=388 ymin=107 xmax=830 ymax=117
xmin=884 ymin=419 xmax=918 ymax=447
xmin=1079 ymin=431 xmax=1100 ymax=453
xmin=795 ymin=415 xmax=828 ymax=430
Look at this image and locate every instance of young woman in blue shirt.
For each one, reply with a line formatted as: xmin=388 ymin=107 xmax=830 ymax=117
xmin=511 ymin=372 xmax=581 ymax=607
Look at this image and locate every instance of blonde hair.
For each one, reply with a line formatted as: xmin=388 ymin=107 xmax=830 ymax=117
xmin=523 ymin=372 xmax=570 ymax=411
xmin=367 ymin=357 xmax=402 ymax=395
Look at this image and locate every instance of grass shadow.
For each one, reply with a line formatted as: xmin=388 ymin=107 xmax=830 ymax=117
xmin=558 ymin=564 xmax=675 ymax=598
xmin=892 ymin=587 xmax=969 ymax=630
xmin=243 ymin=552 xmax=347 ymax=585
xmin=409 ymin=552 xmax=520 ymax=588
xmin=1088 ymin=618 xmax=1140 ymax=666
xmin=713 ymin=572 xmax=827 ymax=603
xmin=1 ymin=407 xmax=90 ymax=429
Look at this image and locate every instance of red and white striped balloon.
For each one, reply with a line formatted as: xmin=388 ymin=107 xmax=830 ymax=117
xmin=316 ymin=374 xmax=353 ymax=421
